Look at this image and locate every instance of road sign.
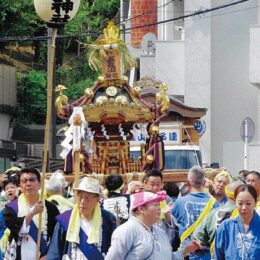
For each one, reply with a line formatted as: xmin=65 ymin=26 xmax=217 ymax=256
xmin=240 ymin=117 xmax=255 ymax=170
xmin=240 ymin=117 xmax=255 ymax=143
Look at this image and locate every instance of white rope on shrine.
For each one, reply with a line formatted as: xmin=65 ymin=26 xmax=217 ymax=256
xmin=118 ymin=124 xmax=127 ymax=141
xmin=101 ymin=124 xmax=109 ymax=140
xmin=60 ymin=107 xmax=87 ymax=159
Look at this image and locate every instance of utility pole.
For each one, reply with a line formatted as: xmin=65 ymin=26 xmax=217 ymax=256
xmin=47 ymin=28 xmax=57 ymax=160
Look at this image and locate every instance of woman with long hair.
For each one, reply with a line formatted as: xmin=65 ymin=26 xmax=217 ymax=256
xmin=215 ymin=184 xmax=260 ymax=259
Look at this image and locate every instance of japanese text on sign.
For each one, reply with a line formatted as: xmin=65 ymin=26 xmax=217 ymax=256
xmin=51 ymin=0 xmax=74 ymax=23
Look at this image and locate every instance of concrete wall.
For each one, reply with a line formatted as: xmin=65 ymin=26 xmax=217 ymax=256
xmin=248 ymin=143 xmax=260 ymax=171
xmin=249 ymin=25 xmax=260 ymax=84
xmin=211 ymin=0 xmax=259 ymax=174
xmin=155 ymin=40 xmax=184 ymax=95
xmin=140 ymin=41 xmax=184 ymax=96
xmin=0 ymin=64 xmax=16 ymax=140
xmin=0 ymin=114 xmax=13 ymax=140
xmin=140 ymin=55 xmax=156 ymax=78
xmin=0 ymin=64 xmax=16 ymax=106
xmin=184 ymin=0 xmax=212 ymax=164
xmin=249 ymin=25 xmax=260 ymax=142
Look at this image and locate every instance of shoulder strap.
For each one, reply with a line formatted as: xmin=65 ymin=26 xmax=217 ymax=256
xmin=210 ymin=207 xmax=238 ymax=254
xmin=230 ymin=208 xmax=239 ymax=218
xmin=181 ymin=197 xmax=216 ymax=242
xmin=78 ymin=228 xmax=103 ymax=260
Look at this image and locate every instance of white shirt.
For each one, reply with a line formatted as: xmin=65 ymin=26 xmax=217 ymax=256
xmin=19 ymin=205 xmax=37 ymax=260
xmin=74 ymin=219 xmax=93 ymax=260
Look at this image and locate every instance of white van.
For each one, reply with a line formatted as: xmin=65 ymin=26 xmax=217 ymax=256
xmin=130 ymin=145 xmax=202 ymax=170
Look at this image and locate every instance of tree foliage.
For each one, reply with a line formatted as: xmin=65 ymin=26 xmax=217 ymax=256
xmin=17 ymin=70 xmax=47 ymax=124
xmin=3 ymin=0 xmax=120 ymax=124
xmin=0 ymin=0 xmax=44 ymax=37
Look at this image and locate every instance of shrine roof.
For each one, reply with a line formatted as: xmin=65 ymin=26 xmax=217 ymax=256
xmin=140 ymin=86 xmax=207 ymax=119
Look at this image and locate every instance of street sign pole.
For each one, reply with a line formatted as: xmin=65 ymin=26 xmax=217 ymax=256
xmin=244 ymin=119 xmax=248 ymax=170
xmin=240 ymin=117 xmax=255 ymax=171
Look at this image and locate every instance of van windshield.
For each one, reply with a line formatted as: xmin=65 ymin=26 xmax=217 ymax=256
xmin=130 ymin=149 xmax=202 ymax=169
xmin=130 ymin=151 xmax=141 ymax=161
xmin=164 ymin=150 xmax=202 ymax=169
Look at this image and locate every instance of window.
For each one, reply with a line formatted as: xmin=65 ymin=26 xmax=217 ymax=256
xmin=0 ymin=157 xmax=11 ymax=172
xmin=130 ymin=150 xmax=141 ymax=161
xmin=164 ymin=150 xmax=202 ymax=169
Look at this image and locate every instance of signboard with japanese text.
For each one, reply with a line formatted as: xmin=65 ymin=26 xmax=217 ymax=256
xmin=131 ymin=125 xmax=181 ymax=146
xmin=103 ymin=49 xmax=121 ymax=79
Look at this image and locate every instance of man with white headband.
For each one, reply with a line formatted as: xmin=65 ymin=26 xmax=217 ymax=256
xmin=211 ymin=170 xmax=232 ymax=206
xmin=106 ymin=191 xmax=202 ymax=259
xmin=103 ymin=175 xmax=130 ymax=225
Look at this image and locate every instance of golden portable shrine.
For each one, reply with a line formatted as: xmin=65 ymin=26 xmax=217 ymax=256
xmin=55 ymin=21 xmax=207 ymax=184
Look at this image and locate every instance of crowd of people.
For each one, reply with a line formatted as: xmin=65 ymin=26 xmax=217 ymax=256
xmin=0 ymin=166 xmax=259 ymax=259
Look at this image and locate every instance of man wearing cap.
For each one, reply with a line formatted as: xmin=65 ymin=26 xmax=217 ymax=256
xmin=106 ymin=191 xmax=202 ymax=259
xmin=3 ymin=168 xmax=59 ymax=260
xmin=47 ymin=177 xmax=116 ymax=260
xmin=45 ymin=171 xmax=73 ymax=213
xmin=211 ymin=170 xmax=231 ymax=206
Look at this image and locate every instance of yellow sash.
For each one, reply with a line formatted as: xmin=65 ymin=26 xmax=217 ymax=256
xmin=210 ymin=207 xmax=240 ymax=254
xmin=181 ymin=197 xmax=216 ymax=242
xmin=210 ymin=196 xmax=260 ymax=254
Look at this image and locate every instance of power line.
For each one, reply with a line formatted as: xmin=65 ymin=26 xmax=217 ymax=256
xmin=0 ymin=1 xmax=174 ymax=42
xmin=62 ymin=0 xmax=175 ymax=38
xmin=0 ymin=0 xmax=251 ymax=43
xmin=121 ymin=0 xmax=175 ymax=24
xmin=190 ymin=2 xmax=257 ymax=21
xmin=123 ymin=0 xmax=250 ymax=31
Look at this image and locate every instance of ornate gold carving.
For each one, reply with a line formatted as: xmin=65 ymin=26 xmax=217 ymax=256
xmin=156 ymin=83 xmax=170 ymax=113
xmin=85 ymin=88 xmax=94 ymax=98
xmin=146 ymin=154 xmax=154 ymax=164
xmin=106 ymin=86 xmax=118 ymax=97
xmin=131 ymin=86 xmax=142 ymax=97
xmin=133 ymin=76 xmax=162 ymax=89
xmin=115 ymin=95 xmax=128 ymax=104
xmin=96 ymin=96 xmax=108 ymax=105
xmin=55 ymin=85 xmax=68 ymax=116
xmin=88 ymin=21 xmax=137 ymax=74
xmin=149 ymin=125 xmax=159 ymax=135
xmin=103 ymin=21 xmax=120 ymax=45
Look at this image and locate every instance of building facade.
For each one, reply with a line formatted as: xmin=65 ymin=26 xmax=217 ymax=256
xmin=123 ymin=0 xmax=260 ymax=174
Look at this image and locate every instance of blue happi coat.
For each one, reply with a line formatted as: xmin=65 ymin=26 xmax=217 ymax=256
xmin=47 ymin=208 xmax=116 ymax=260
xmin=172 ymin=192 xmax=219 ymax=260
xmin=215 ymin=211 xmax=260 ymax=260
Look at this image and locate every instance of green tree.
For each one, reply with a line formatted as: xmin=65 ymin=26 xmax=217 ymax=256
xmin=64 ymin=0 xmax=120 ymax=50
xmin=0 ymin=0 xmax=44 ymax=47
xmin=6 ymin=0 xmax=120 ymax=124
xmin=17 ymin=70 xmax=47 ymax=124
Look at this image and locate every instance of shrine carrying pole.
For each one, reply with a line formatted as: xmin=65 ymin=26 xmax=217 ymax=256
xmin=36 ymin=27 xmax=57 ymax=260
xmin=33 ymin=1 xmax=80 ymax=258
xmin=73 ymin=113 xmax=82 ymax=201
